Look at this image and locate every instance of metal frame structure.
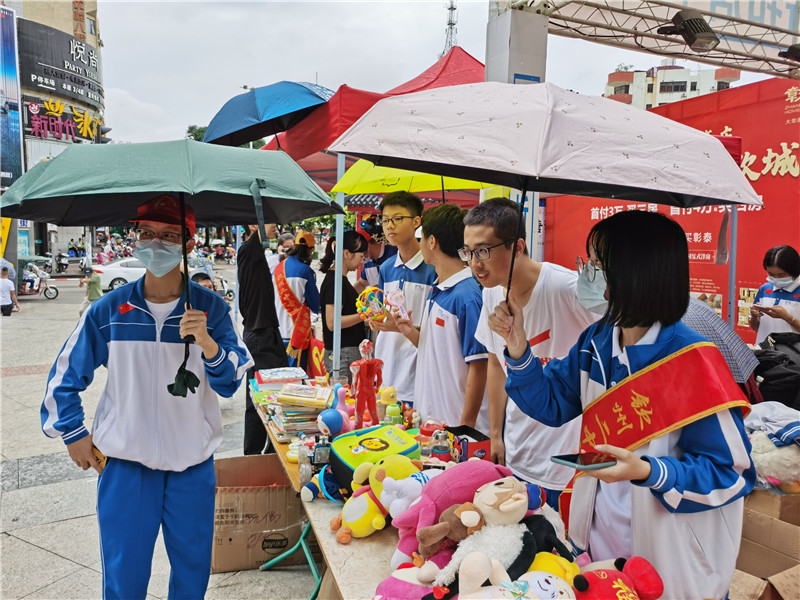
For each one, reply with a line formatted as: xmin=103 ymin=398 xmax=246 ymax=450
xmin=506 ymin=0 xmax=800 ymax=79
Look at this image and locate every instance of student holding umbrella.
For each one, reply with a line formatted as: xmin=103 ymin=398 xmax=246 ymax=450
xmin=41 ymin=195 xmax=252 ymax=599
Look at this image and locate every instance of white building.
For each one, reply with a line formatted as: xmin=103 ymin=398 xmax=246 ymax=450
xmin=604 ymin=60 xmax=740 ymax=110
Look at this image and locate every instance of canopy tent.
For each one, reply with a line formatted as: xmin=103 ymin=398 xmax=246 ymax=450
xmin=262 ymin=46 xmax=486 ymax=188
xmin=384 ymin=45 xmax=485 ymax=95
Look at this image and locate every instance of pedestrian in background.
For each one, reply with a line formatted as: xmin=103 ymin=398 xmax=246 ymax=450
xmin=78 ymin=267 xmax=103 ymax=317
xmin=0 ymin=267 xmax=20 ymax=316
xmin=750 ymin=244 xmax=800 ymax=343
xmin=274 ymin=231 xmax=321 ymax=370
xmin=237 ymin=223 xmax=289 ymax=455
xmin=318 ymin=230 xmax=368 ymax=382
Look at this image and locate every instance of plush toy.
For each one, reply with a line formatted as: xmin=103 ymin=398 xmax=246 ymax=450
xmin=300 ymin=465 xmax=346 ymax=503
xmin=749 ymin=429 xmax=800 ymax=493
xmin=330 ymin=483 xmax=388 ymax=544
xmin=318 ymin=384 xmax=356 ymax=437
xmin=331 ymin=455 xmax=424 ymax=544
xmin=381 ymin=468 xmax=445 ymax=518
xmin=528 ymin=552 xmax=581 ymax=587
xmin=457 ymin=552 xmax=576 ymax=600
xmin=403 ymin=403 xmax=421 ymax=431
xmin=572 ymin=556 xmax=663 ymax=600
xmin=390 ymin=460 xmax=515 ymax=569
xmin=416 ymin=502 xmax=485 ymax=558
xmin=419 ymin=485 xmax=572 ymax=590
xmin=352 ymin=453 xmax=423 ymax=495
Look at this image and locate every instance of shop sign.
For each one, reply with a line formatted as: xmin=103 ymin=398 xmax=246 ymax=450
xmin=23 ymin=95 xmax=103 ymax=143
xmin=17 ymin=18 xmax=104 ymax=110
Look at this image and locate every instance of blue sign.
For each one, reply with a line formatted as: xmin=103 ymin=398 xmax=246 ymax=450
xmin=0 ymin=7 xmax=24 ymax=190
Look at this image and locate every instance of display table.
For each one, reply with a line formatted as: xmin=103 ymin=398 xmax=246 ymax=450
xmin=265 ymin=424 xmax=396 ymax=600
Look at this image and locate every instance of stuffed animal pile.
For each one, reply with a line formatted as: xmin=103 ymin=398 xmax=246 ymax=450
xmin=368 ymin=460 xmax=665 ymax=600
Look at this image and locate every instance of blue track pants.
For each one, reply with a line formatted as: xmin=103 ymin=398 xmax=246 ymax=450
xmin=97 ymin=456 xmax=215 ymax=600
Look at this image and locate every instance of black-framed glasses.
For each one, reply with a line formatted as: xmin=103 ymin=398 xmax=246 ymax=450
xmin=381 ymin=215 xmax=413 ymax=228
xmin=458 ymin=240 xmax=512 ymax=262
xmin=135 ymin=228 xmax=183 ymax=244
xmin=576 ymin=256 xmax=602 ymax=282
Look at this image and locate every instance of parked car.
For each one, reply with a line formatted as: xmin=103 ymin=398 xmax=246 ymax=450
xmin=94 ymin=258 xmax=146 ymax=290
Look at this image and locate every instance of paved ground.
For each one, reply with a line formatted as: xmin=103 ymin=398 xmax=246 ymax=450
xmin=1 ymin=264 xmax=320 ymax=599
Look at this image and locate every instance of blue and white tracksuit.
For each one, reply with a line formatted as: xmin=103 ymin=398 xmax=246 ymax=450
xmin=41 ymin=278 xmax=252 ymax=599
xmin=504 ymin=320 xmax=754 ymax=600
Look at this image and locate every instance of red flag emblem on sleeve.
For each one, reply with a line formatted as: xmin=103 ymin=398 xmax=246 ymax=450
xmin=435 ymin=317 xmax=446 ymax=327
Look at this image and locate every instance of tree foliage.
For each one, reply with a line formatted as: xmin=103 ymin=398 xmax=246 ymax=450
xmin=185 ymin=125 xmax=265 ymax=149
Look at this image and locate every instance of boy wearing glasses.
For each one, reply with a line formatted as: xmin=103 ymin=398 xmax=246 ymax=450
xmin=395 ymin=204 xmax=490 ymax=432
xmin=42 ymin=195 xmax=252 ymax=599
xmin=466 ymin=198 xmax=595 ymax=509
xmin=368 ymin=192 xmax=436 ymax=405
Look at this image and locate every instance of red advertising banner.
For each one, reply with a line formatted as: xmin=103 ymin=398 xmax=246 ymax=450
xmin=544 ymin=78 xmax=800 ymax=343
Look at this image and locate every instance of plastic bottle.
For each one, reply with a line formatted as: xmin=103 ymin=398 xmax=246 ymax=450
xmin=298 ymin=448 xmax=313 ymax=487
xmin=431 ymin=430 xmax=451 ymax=462
xmin=419 ymin=418 xmax=443 ymax=458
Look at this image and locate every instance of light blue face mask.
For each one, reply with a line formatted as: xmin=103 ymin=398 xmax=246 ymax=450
xmin=577 ymin=265 xmax=609 ymax=315
xmin=133 ymin=239 xmax=183 ymax=278
xmin=766 ymin=275 xmax=795 ymax=290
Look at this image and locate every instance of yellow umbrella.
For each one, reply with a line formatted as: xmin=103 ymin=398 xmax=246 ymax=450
xmin=331 ymin=159 xmax=495 ymax=198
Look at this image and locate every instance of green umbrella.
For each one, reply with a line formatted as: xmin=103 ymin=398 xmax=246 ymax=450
xmin=1 ymin=139 xmax=341 ymax=225
xmin=2 ymin=139 xmax=343 ymax=396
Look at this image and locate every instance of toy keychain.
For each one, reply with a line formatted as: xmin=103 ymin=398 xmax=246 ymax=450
xmin=385 ymin=289 xmax=408 ymax=319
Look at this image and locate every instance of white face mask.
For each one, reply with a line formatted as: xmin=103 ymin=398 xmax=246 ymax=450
xmin=133 ymin=239 xmax=183 ymax=278
xmin=577 ymin=265 xmax=609 ymax=315
xmin=766 ymin=275 xmax=795 ymax=290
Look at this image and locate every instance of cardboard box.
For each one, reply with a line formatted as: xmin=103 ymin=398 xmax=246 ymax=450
xmin=745 ymin=489 xmax=800 ymax=527
xmin=736 ymin=506 xmax=800 ymax=600
xmin=212 ymin=454 xmax=305 ymax=573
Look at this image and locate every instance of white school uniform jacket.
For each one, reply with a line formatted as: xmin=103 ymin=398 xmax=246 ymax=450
xmin=413 ymin=268 xmax=490 ymax=434
xmin=753 ymin=276 xmax=800 ymax=344
xmin=273 ymin=255 xmax=321 ymax=341
xmin=504 ymin=320 xmax=755 ymax=600
xmin=475 ymin=262 xmax=597 ymax=489
xmin=41 ymin=278 xmax=252 ymax=472
xmin=376 ymin=251 xmax=437 ymax=404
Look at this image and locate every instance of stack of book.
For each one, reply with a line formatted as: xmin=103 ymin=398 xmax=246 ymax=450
xmin=253 ymin=367 xmax=307 ymax=392
xmin=251 ymin=381 xmax=335 ymax=443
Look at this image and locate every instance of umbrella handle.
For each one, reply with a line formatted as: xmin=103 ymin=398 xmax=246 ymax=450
xmin=250 ymin=179 xmax=270 ymax=250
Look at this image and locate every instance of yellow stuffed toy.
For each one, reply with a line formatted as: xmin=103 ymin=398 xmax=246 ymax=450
xmin=529 ymin=551 xmax=581 ymax=587
xmin=331 ymin=454 xmax=423 ymax=544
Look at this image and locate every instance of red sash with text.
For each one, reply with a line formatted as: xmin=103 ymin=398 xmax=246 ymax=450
xmin=558 ymin=342 xmax=750 ymax=530
xmin=274 ymin=261 xmax=312 ymax=359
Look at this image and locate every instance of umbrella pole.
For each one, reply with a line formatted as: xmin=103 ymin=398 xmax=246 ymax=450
xmin=179 ymin=192 xmax=192 ymax=313
xmin=441 ymin=177 xmax=446 ymax=203
xmin=167 ymin=192 xmax=201 ymax=397
xmin=505 ymin=181 xmax=528 ymax=302
xmin=332 ymin=153 xmax=346 ymax=381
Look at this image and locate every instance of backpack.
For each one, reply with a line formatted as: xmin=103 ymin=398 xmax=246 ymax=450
xmin=754 ymin=332 xmax=800 ymax=410
xmin=328 ymin=424 xmax=420 ymax=494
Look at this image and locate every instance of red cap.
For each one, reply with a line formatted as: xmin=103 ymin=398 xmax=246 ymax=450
xmin=132 ymin=195 xmax=196 ymax=236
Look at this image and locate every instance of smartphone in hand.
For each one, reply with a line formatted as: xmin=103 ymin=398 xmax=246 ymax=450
xmin=551 ymin=451 xmax=617 ymax=470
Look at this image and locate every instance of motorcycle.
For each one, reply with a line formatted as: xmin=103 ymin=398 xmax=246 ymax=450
xmin=55 ymin=252 xmax=70 ymax=274
xmin=218 ymin=277 xmax=236 ymax=302
xmin=18 ymin=263 xmax=59 ymax=300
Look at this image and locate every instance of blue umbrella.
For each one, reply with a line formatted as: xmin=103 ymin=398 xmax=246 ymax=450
xmin=203 ymin=81 xmax=334 ymax=146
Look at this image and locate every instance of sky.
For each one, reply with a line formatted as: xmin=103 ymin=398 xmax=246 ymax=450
xmin=97 ymin=0 xmax=770 ymax=144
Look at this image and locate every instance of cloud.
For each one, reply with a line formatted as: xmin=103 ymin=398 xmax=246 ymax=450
xmin=95 ymin=1 xmax=769 ymax=144
xmin=103 ymin=87 xmax=184 ymax=142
